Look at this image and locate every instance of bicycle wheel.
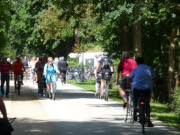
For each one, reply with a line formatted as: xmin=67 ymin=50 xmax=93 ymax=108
xmin=17 ymin=80 xmax=21 ymax=95
xmin=52 ymin=83 xmax=56 ymax=100
xmin=138 ymin=102 xmax=145 ymax=134
xmin=104 ymin=81 xmax=109 ymax=101
xmin=123 ymin=105 xmax=128 ymax=122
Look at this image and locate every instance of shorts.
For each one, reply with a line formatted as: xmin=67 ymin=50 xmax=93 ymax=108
xmin=133 ymin=88 xmax=151 ymax=113
xmin=101 ymin=69 xmax=112 ymax=80
xmin=45 ymin=74 xmax=57 ymax=83
xmin=120 ymin=76 xmax=130 ymax=89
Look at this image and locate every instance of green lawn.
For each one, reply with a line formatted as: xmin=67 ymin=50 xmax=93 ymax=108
xmin=67 ymin=80 xmax=180 ymax=129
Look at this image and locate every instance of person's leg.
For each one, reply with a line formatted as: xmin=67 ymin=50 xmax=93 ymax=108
xmin=14 ymin=74 xmax=16 ymax=90
xmin=64 ymin=71 xmax=67 ymax=83
xmin=1 ymin=75 xmax=5 ymax=95
xmin=101 ymin=79 xmax=105 ymax=93
xmin=6 ymin=74 xmax=10 ymax=96
xmin=119 ymin=87 xmax=127 ymax=105
xmin=109 ymin=74 xmax=112 ymax=89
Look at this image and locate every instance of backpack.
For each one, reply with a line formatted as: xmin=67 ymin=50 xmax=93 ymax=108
xmin=102 ymin=58 xmax=110 ymax=69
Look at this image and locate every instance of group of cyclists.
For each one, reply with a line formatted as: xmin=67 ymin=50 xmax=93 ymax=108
xmin=0 ymin=55 xmax=68 ymax=98
xmin=0 ymin=51 xmax=155 ymax=129
xmin=93 ymin=51 xmax=155 ymax=127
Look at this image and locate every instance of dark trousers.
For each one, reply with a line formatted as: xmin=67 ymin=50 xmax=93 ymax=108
xmin=1 ymin=74 xmax=10 ymax=95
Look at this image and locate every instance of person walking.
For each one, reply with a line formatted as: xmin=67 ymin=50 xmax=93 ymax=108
xmin=0 ymin=55 xmax=12 ymax=98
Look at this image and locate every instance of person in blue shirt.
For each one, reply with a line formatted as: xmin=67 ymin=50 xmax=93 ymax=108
xmin=44 ymin=57 xmax=60 ymax=97
xmin=130 ymin=57 xmax=156 ymax=127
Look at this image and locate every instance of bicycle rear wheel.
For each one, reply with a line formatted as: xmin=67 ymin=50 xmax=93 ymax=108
xmin=104 ymin=81 xmax=109 ymax=101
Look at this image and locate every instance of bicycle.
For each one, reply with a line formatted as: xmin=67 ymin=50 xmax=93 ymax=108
xmin=14 ymin=71 xmax=23 ymax=95
xmin=47 ymin=73 xmax=57 ymax=100
xmin=133 ymin=89 xmax=149 ymax=134
xmin=100 ymin=72 xmax=111 ymax=101
xmin=59 ymin=72 xmax=65 ymax=85
xmin=123 ymin=89 xmax=133 ymax=123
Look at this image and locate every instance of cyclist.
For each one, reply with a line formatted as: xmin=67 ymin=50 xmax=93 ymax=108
xmin=13 ymin=56 xmax=24 ymax=92
xmin=0 ymin=55 xmax=13 ymax=98
xmin=129 ymin=57 xmax=155 ymax=127
xmin=91 ymin=55 xmax=102 ymax=96
xmin=36 ymin=56 xmax=47 ymax=96
xmin=22 ymin=56 xmax=29 ymax=79
xmin=58 ymin=56 xmax=68 ymax=84
xmin=44 ymin=57 xmax=60 ymax=96
xmin=96 ymin=52 xmax=114 ymax=97
xmin=116 ymin=51 xmax=137 ymax=107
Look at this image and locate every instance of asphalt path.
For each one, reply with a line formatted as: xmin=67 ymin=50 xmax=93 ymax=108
xmin=3 ymin=80 xmax=180 ymax=135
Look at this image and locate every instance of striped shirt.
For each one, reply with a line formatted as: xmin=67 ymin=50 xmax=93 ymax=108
xmin=0 ymin=61 xmax=12 ymax=74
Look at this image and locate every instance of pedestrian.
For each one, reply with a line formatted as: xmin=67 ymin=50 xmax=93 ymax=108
xmin=0 ymin=55 xmax=13 ymax=98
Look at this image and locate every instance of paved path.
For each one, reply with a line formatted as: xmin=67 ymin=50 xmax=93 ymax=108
xmin=3 ymin=80 xmax=180 ymax=135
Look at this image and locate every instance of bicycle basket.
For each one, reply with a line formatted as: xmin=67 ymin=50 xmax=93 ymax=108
xmin=104 ymin=72 xmax=111 ymax=81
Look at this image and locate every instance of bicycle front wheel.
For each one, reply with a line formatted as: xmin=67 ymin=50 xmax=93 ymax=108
xmin=51 ymin=83 xmax=56 ymax=100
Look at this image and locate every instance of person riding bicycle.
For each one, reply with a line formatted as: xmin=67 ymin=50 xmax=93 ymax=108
xmin=58 ymin=56 xmax=68 ymax=84
xmin=37 ymin=56 xmax=47 ymax=96
xmin=96 ymin=52 xmax=114 ymax=97
xmin=91 ymin=55 xmax=102 ymax=97
xmin=129 ymin=57 xmax=155 ymax=127
xmin=44 ymin=57 xmax=60 ymax=96
xmin=13 ymin=56 xmax=24 ymax=91
xmin=22 ymin=56 xmax=29 ymax=79
xmin=116 ymin=51 xmax=137 ymax=107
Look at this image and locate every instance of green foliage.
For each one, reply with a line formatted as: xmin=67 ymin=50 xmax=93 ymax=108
xmin=0 ymin=0 xmax=12 ymax=55
xmin=67 ymin=58 xmax=79 ymax=67
xmin=171 ymin=87 xmax=180 ymax=114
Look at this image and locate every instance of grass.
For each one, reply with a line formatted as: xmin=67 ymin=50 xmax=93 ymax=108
xmin=67 ymin=80 xmax=180 ymax=130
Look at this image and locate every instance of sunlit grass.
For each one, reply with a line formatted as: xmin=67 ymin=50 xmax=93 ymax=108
xmin=67 ymin=80 xmax=180 ymax=129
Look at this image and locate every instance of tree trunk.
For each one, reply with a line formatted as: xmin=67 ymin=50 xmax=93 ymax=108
xmin=120 ymin=23 xmax=128 ymax=51
xmin=73 ymin=28 xmax=81 ymax=53
xmin=175 ymin=28 xmax=180 ymax=88
xmin=168 ymin=27 xmax=178 ymax=105
xmin=133 ymin=21 xmax=142 ymax=58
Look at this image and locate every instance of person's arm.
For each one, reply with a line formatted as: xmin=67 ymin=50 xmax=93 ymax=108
xmin=96 ymin=62 xmax=101 ymax=74
xmin=91 ymin=66 xmax=96 ymax=74
xmin=0 ymin=96 xmax=8 ymax=119
xmin=43 ymin=63 xmax=47 ymax=75
xmin=116 ymin=62 xmax=121 ymax=85
xmin=54 ymin=64 xmax=60 ymax=74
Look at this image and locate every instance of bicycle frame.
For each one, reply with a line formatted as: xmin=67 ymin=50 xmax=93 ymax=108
xmin=15 ymin=71 xmax=22 ymax=95
xmin=124 ymin=89 xmax=133 ymax=123
xmin=47 ymin=73 xmax=57 ymax=100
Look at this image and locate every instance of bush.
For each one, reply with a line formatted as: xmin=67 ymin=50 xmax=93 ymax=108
xmin=171 ymin=87 xmax=180 ymax=114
